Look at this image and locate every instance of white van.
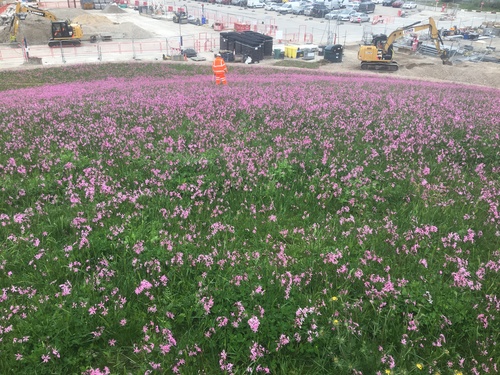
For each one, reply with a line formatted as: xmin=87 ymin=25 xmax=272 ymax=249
xmin=344 ymin=2 xmax=360 ymax=10
xmin=324 ymin=0 xmax=342 ymax=9
xmin=277 ymin=2 xmax=302 ymax=13
xmin=247 ymin=0 xmax=265 ymax=8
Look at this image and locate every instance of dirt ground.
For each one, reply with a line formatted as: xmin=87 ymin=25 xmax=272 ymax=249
xmin=1 ymin=5 xmax=499 ymax=89
xmin=317 ymin=44 xmax=500 ymax=89
xmin=0 ymin=5 xmax=153 ymax=43
xmin=248 ymin=42 xmax=500 ymax=89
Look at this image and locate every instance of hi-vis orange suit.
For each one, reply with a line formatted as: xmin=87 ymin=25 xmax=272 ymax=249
xmin=212 ymin=56 xmax=228 ymax=85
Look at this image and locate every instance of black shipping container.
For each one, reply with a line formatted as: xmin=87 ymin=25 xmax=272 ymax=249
xmin=219 ymin=31 xmax=273 ymax=62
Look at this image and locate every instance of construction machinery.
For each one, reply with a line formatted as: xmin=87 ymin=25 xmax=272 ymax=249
xmin=9 ymin=2 xmax=83 ymax=47
xmin=358 ymin=17 xmax=451 ymax=71
xmin=172 ymin=10 xmax=188 ymax=24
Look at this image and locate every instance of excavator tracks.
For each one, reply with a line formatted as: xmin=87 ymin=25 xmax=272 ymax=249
xmin=360 ymin=61 xmax=399 ymax=71
xmin=48 ymin=39 xmax=81 ymax=47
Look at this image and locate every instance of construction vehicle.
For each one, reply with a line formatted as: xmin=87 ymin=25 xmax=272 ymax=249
xmin=9 ymin=2 xmax=83 ymax=47
xmin=357 ymin=17 xmax=451 ymax=71
xmin=172 ymin=10 xmax=188 ymax=24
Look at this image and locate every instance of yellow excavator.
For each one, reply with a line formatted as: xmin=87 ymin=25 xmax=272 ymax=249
xmin=358 ymin=17 xmax=451 ymax=71
xmin=9 ymin=2 xmax=83 ymax=47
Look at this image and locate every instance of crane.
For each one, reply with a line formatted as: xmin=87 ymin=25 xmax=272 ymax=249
xmin=357 ymin=17 xmax=451 ymax=71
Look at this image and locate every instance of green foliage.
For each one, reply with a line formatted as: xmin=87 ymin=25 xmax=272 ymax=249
xmin=273 ymin=60 xmax=322 ymax=69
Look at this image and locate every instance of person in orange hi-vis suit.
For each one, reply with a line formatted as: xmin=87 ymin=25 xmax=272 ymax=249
xmin=212 ymin=53 xmax=228 ymax=85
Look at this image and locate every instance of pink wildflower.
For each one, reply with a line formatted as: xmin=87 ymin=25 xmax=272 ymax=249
xmin=135 ymin=280 xmax=153 ymax=295
xmin=248 ymin=316 xmax=260 ymax=333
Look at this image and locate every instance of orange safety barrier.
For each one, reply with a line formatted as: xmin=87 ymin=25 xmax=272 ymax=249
xmin=0 ymin=3 xmax=11 ymax=14
xmin=234 ymin=22 xmax=251 ymax=32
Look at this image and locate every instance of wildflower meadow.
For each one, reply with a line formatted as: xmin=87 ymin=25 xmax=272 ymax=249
xmin=0 ymin=63 xmax=499 ymax=375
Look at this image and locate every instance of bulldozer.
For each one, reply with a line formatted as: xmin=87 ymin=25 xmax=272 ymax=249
xmin=358 ymin=17 xmax=452 ymax=71
xmin=9 ymin=2 xmax=83 ymax=47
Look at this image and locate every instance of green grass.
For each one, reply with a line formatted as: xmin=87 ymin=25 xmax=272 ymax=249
xmin=0 ymin=62 xmax=499 ymax=374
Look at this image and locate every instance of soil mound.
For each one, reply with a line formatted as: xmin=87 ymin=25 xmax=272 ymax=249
xmin=102 ymin=4 xmax=127 ymax=14
xmin=72 ymin=14 xmax=114 ymax=25
xmin=0 ymin=17 xmax=52 ymax=44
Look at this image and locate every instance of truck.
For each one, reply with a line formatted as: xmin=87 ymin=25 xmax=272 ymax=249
xmin=357 ymin=17 xmax=451 ymax=71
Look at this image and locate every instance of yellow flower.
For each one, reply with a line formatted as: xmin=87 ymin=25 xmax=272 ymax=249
xmin=454 ymin=372 xmax=463 ymax=375
xmin=331 ymin=296 xmax=338 ymax=301
xmin=385 ymin=370 xmax=392 ymax=375
xmin=416 ymin=363 xmax=424 ymax=370
xmin=333 ymin=319 xmax=339 ymax=326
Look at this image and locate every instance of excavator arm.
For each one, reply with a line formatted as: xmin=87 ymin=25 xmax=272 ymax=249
xmin=9 ymin=16 xmax=20 ymax=42
xmin=382 ymin=17 xmax=450 ymax=63
xmin=358 ymin=16 xmax=451 ymax=71
xmin=15 ymin=2 xmax=57 ymax=21
xmin=10 ymin=2 xmax=57 ymax=41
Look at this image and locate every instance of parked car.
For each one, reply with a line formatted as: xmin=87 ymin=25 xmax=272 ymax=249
xmin=292 ymin=2 xmax=312 ymax=14
xmin=246 ymin=0 xmax=265 ymax=7
xmin=309 ymin=3 xmax=329 ymax=17
xmin=402 ymin=1 xmax=416 ymax=8
xmin=392 ymin=0 xmax=404 ymax=7
xmin=265 ymin=1 xmax=281 ymax=10
xmin=349 ymin=12 xmax=370 ymax=22
xmin=303 ymin=4 xmax=315 ymax=15
xmin=357 ymin=1 xmax=375 ymax=13
xmin=337 ymin=9 xmax=356 ymax=21
xmin=382 ymin=0 xmax=395 ymax=5
xmin=324 ymin=9 xmax=341 ymax=19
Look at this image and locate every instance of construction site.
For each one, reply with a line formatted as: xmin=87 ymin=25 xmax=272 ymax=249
xmin=0 ymin=0 xmax=499 ymax=88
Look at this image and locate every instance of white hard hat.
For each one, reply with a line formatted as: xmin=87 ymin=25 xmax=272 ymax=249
xmin=216 ymin=53 xmax=221 ymax=57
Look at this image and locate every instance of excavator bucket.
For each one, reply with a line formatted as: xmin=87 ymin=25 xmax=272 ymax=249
xmin=440 ymin=49 xmax=453 ymax=66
